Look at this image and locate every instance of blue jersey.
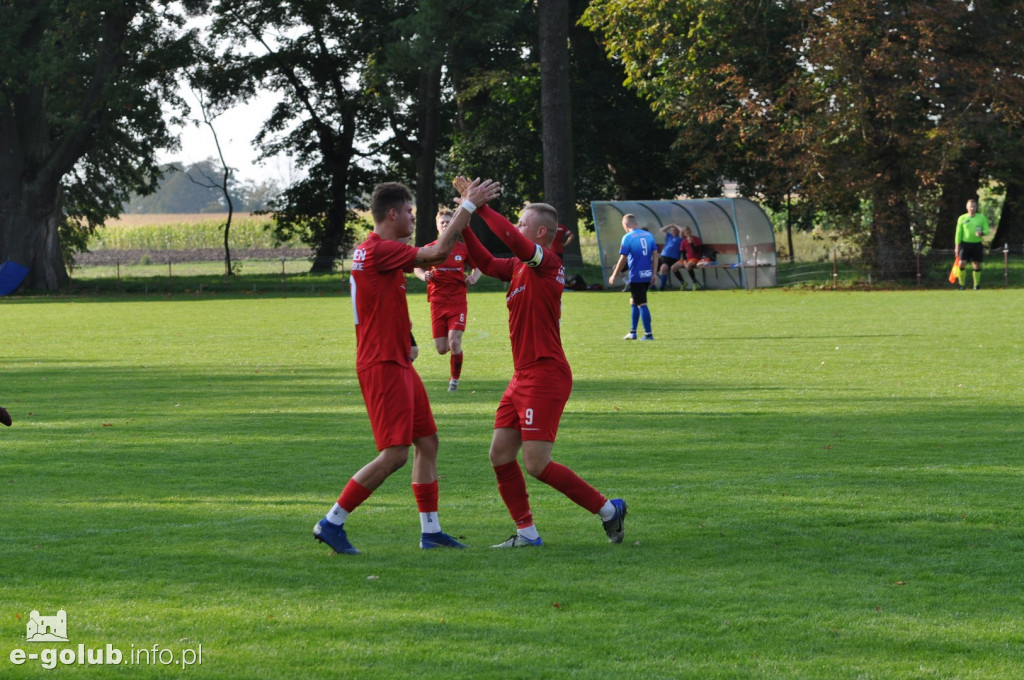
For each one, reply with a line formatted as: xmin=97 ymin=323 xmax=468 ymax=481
xmin=619 ymin=229 xmax=657 ymax=282
xmin=661 ymin=233 xmax=682 ymax=260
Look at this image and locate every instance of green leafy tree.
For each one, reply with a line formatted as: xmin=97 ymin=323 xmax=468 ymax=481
xmin=584 ymin=0 xmax=1024 ymax=278
xmin=451 ymin=0 xmax=691 ymax=255
xmin=568 ymin=0 xmax=691 ymax=204
xmin=203 ymin=0 xmax=394 ymax=272
xmin=361 ymin=0 xmax=526 ymax=246
xmin=0 ymin=0 xmax=202 ymax=290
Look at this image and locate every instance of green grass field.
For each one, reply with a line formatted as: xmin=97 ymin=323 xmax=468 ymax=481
xmin=1 ymin=288 xmax=1023 ymax=678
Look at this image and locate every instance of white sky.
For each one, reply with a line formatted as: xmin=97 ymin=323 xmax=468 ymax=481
xmin=158 ymin=87 xmax=298 ymax=187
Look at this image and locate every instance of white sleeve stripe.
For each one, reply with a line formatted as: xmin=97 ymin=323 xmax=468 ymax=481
xmin=350 ymin=278 xmax=359 ymax=324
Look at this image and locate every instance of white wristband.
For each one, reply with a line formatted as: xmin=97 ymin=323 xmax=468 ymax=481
xmin=461 ymin=199 xmax=477 ymax=214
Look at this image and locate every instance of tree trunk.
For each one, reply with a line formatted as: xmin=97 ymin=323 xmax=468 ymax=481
xmin=0 ymin=180 xmax=70 ymax=291
xmin=311 ymin=110 xmax=356 ymax=274
xmin=991 ymin=180 xmax=1024 ymax=251
xmin=869 ymin=188 xmax=916 ymax=280
xmin=222 ymin=165 xmax=234 ymax=278
xmin=312 ymin=164 xmax=350 ymax=274
xmin=415 ymin=65 xmax=443 ymax=247
xmin=539 ymin=0 xmax=576 ymax=260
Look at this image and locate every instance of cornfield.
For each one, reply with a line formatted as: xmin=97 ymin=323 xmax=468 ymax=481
xmin=89 ymin=213 xmax=280 ymax=251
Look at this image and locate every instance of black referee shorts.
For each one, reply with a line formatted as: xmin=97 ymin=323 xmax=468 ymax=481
xmin=959 ymin=241 xmax=984 ymax=264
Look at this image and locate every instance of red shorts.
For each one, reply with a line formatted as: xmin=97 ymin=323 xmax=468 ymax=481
xmin=358 ymin=362 xmax=436 ymax=451
xmin=430 ymin=301 xmax=468 ymax=338
xmin=494 ymin=360 xmax=573 ymax=442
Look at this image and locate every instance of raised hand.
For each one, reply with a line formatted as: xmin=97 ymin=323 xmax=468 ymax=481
xmin=464 ymin=178 xmax=501 ymax=209
xmin=453 ymin=175 xmax=472 ymax=197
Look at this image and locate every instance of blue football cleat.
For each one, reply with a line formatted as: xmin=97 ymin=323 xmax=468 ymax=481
xmin=313 ymin=518 xmax=360 ymax=555
xmin=420 ymin=532 xmax=468 ymax=549
xmin=602 ymin=498 xmax=628 ymax=543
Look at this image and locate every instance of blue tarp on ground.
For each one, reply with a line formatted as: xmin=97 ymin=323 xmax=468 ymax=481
xmin=0 ymin=261 xmax=30 ymax=296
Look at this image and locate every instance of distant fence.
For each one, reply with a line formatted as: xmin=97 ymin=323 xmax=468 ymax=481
xmin=67 ymin=244 xmax=1024 ymax=293
xmin=777 ymin=246 xmax=1024 ymax=289
xmin=69 ymin=248 xmax=345 ymax=294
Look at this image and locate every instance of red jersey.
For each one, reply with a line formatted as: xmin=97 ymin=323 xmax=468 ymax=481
xmin=681 ymin=235 xmax=703 ymax=261
xmin=423 ymin=241 xmax=475 ymax=305
xmin=552 ymin=224 xmax=568 ymax=256
xmin=461 ymin=206 xmax=568 ymax=371
xmin=350 ymin=232 xmax=418 ymax=371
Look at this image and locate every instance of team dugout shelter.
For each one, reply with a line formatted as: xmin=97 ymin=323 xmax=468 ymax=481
xmin=591 ymin=198 xmax=778 ymax=290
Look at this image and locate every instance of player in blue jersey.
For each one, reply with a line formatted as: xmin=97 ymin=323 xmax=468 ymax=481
xmin=608 ymin=214 xmax=659 ymax=340
xmin=657 ymin=224 xmax=686 ymax=290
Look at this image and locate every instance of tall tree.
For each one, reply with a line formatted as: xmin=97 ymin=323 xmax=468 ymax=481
xmin=205 ymin=0 xmax=392 ymax=272
xmin=365 ymin=0 xmax=526 ymax=246
xmin=186 ymin=84 xmax=237 ymax=277
xmin=539 ymin=0 xmax=575 ymax=242
xmin=451 ymin=0 xmax=691 ymax=255
xmin=584 ymin=0 xmax=1024 ymax=278
xmin=568 ymin=0 xmax=690 ymax=202
xmin=0 ymin=1 xmax=200 ymax=290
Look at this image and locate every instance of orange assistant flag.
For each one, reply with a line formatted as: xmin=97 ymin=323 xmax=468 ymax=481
xmin=948 ymin=256 xmax=961 ymax=285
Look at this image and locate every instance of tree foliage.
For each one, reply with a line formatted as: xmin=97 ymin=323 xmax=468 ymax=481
xmin=200 ymin=0 xmax=400 ymax=271
xmin=583 ymin=0 xmax=1024 ymax=278
xmin=0 ymin=0 xmax=203 ymax=289
xmin=452 ymin=0 xmax=691 ymax=240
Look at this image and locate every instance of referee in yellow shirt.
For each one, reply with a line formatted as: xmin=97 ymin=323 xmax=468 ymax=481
xmin=954 ymin=198 xmax=990 ymax=290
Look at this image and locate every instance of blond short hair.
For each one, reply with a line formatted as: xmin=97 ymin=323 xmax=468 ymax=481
xmin=524 ymin=202 xmax=558 ymax=229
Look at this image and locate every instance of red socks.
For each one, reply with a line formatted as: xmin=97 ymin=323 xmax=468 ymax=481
xmin=493 ymin=461 xmax=534 ymax=528
xmin=451 ymin=352 xmax=463 ymax=380
xmin=411 ymin=480 xmax=439 ymax=513
xmin=336 ymin=478 xmax=373 ymax=513
xmin=536 ymin=461 xmax=607 ymax=514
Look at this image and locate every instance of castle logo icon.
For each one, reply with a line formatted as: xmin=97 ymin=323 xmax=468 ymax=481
xmin=26 ymin=609 xmax=68 ymax=643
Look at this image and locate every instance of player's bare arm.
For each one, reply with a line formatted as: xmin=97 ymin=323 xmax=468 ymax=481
xmin=608 ymin=255 xmax=627 ymax=285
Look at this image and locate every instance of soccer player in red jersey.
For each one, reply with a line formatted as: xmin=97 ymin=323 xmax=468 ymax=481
xmin=413 ymin=207 xmax=481 ymax=392
xmin=551 ymin=223 xmax=574 ymax=262
xmin=313 ymin=179 xmax=500 ymax=555
xmin=453 ymin=176 xmax=628 ymax=548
